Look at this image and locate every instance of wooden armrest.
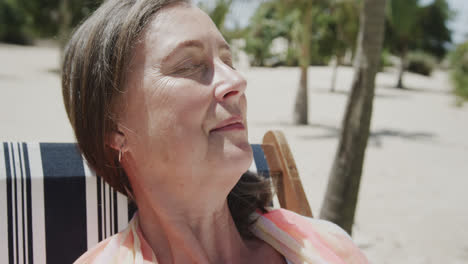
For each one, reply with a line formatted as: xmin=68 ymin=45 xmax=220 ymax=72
xmin=262 ymin=130 xmax=313 ymax=217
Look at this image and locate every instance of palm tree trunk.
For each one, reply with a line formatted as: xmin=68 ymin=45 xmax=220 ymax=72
xmin=330 ymin=55 xmax=339 ymax=92
xmin=58 ymin=0 xmax=72 ymax=64
xmin=294 ymin=64 xmax=309 ymax=124
xmin=293 ymin=8 xmax=312 ymax=125
xmin=396 ymin=49 xmax=407 ymax=89
xmin=319 ymin=0 xmax=387 ymax=235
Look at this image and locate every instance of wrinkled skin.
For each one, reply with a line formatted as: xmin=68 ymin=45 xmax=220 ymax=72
xmin=109 ymin=3 xmax=285 ymax=264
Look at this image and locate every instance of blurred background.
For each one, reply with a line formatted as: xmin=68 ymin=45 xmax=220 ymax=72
xmin=1 ymin=0 xmax=467 ymax=263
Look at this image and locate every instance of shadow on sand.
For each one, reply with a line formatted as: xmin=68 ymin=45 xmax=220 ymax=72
xmin=381 ymin=84 xmax=451 ymax=95
xmin=311 ymin=89 xmax=406 ymax=99
xmin=295 ymin=125 xmax=436 ymax=148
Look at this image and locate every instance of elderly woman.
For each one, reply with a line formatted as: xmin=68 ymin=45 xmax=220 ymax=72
xmin=62 ymin=0 xmax=368 ymax=263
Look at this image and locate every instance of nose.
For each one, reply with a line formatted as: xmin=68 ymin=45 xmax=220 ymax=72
xmin=213 ymin=60 xmax=247 ymax=102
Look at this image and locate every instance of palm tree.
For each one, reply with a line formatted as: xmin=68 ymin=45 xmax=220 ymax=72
xmin=386 ymin=0 xmax=420 ymax=88
xmin=329 ymin=0 xmax=360 ymax=92
xmin=274 ymin=0 xmax=315 ymax=125
xmin=293 ymin=1 xmax=313 ymax=125
xmin=245 ymin=0 xmax=332 ymax=124
xmin=58 ymin=0 xmax=72 ymax=49
xmin=319 ymin=0 xmax=387 ymax=235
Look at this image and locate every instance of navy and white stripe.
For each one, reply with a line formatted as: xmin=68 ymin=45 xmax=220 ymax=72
xmin=1 ymin=143 xmax=35 ymax=264
xmin=0 ymin=144 xmax=9 ymax=263
xmin=83 ymin=153 xmax=130 ymax=254
xmin=1 ymin=142 xmax=267 ymax=264
xmin=41 ymin=143 xmax=87 ymax=264
xmin=1 ymin=143 xmax=132 ymax=264
xmin=28 ymin=143 xmax=46 ymax=264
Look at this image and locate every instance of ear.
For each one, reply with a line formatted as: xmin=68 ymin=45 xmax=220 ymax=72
xmin=107 ymin=127 xmax=126 ymax=152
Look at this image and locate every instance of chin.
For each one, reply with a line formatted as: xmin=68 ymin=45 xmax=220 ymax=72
xmin=217 ymin=141 xmax=253 ymax=177
xmin=202 ymin=141 xmax=253 ymax=196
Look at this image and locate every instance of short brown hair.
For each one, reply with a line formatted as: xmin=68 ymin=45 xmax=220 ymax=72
xmin=62 ymin=0 xmax=272 ymax=238
xmin=62 ymin=0 xmax=190 ymax=194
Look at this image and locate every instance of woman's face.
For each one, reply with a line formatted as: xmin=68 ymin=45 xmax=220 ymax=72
xmin=117 ymin=4 xmax=252 ymax=199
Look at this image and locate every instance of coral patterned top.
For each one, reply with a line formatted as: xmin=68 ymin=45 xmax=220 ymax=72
xmin=74 ymin=208 xmax=369 ymax=264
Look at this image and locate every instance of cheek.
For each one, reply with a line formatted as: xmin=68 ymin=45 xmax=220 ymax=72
xmin=141 ymin=76 xmax=210 ymax=129
xmin=145 ymin=79 xmax=213 ymax=160
xmin=159 ymin=79 xmax=212 ymax=129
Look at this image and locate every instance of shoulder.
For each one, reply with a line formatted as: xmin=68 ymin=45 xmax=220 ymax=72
xmin=74 ymin=213 xmax=156 ymax=264
xmin=73 ymin=235 xmax=117 ymax=264
xmin=73 ymin=214 xmax=133 ymax=264
xmin=262 ymin=208 xmax=369 ymax=264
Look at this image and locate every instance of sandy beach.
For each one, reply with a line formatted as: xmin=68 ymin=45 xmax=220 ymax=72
xmin=1 ymin=43 xmax=467 ymax=263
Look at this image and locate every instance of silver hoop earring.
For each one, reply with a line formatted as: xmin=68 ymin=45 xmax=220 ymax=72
xmin=118 ymin=149 xmax=122 ymax=162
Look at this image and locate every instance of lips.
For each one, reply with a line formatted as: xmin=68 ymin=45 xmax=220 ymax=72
xmin=210 ymin=116 xmax=245 ymax=133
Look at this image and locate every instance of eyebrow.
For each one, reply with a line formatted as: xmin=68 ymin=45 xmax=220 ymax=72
xmin=161 ymin=39 xmax=231 ymax=64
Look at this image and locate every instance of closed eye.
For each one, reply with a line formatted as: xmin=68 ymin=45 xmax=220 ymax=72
xmin=173 ymin=62 xmax=207 ymax=76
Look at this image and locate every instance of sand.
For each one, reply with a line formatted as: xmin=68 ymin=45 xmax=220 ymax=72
xmin=1 ymin=43 xmax=467 ymax=263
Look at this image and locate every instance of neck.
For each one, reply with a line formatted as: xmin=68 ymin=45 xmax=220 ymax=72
xmin=137 ymin=198 xmax=257 ymax=264
xmin=121 ymin=157 xmax=274 ymax=264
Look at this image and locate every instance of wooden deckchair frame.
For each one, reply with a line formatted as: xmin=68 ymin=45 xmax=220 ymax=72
xmin=262 ymin=130 xmax=313 ymax=217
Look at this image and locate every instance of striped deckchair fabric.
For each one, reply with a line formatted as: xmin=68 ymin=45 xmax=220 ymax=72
xmin=1 ymin=131 xmax=311 ymax=264
xmin=0 ymin=142 xmax=272 ymax=264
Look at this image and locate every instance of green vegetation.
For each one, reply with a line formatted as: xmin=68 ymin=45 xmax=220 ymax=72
xmin=242 ymin=1 xmax=289 ymax=67
xmin=418 ymin=0 xmax=453 ymax=60
xmin=329 ymin=0 xmax=360 ymax=64
xmin=450 ymin=41 xmax=468 ymax=101
xmin=385 ymin=0 xmax=452 ymax=87
xmin=407 ymin=51 xmax=437 ymax=76
xmin=2 ymin=0 xmax=461 ymax=103
xmin=242 ymin=0 xmax=357 ymax=67
xmin=234 ymin=0 xmax=451 ymax=78
xmin=2 ymin=0 xmax=453 ymax=73
xmin=0 ymin=0 xmax=102 ymax=45
xmin=0 ymin=0 xmax=31 ymax=44
xmin=381 ymin=49 xmax=394 ymax=68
